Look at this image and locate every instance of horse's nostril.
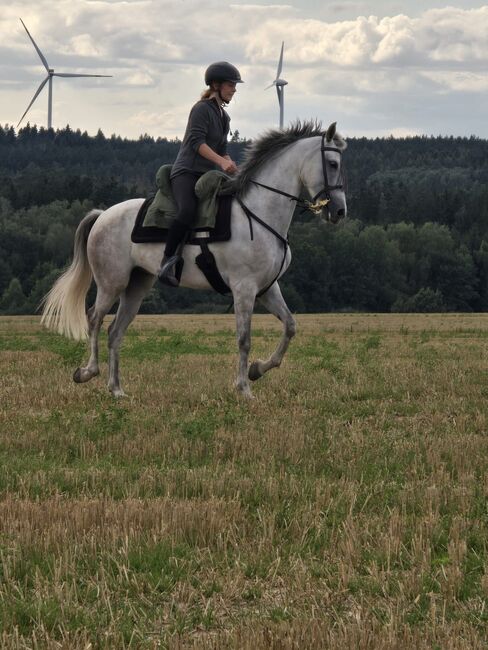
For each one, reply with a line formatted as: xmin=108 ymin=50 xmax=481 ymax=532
xmin=337 ymin=208 xmax=345 ymax=217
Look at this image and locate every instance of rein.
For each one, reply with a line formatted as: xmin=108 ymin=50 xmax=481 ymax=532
xmin=235 ymin=196 xmax=289 ymax=298
xmin=235 ymin=133 xmax=345 ymax=296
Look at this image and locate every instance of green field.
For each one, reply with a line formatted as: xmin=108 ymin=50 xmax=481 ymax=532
xmin=1 ymin=313 xmax=488 ymax=649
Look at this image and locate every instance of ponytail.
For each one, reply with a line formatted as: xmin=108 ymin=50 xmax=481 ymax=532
xmin=200 ymin=86 xmax=228 ymax=107
xmin=200 ymin=88 xmax=213 ymax=100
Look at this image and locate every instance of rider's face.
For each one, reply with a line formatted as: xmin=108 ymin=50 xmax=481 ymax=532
xmin=218 ymin=81 xmax=237 ymax=103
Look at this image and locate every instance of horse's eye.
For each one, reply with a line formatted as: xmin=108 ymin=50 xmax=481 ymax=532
xmin=330 ymin=161 xmax=338 ymax=169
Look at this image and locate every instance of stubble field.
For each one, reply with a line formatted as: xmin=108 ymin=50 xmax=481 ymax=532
xmin=1 ymin=313 xmax=488 ymax=649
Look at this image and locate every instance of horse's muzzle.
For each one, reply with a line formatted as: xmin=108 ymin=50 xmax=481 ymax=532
xmin=327 ymin=207 xmax=346 ymax=224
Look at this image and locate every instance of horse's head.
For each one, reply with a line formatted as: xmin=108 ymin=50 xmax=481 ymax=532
xmin=301 ymin=122 xmax=347 ymax=224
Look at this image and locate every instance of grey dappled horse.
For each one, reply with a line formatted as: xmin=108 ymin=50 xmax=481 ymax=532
xmin=41 ymin=121 xmax=347 ymax=398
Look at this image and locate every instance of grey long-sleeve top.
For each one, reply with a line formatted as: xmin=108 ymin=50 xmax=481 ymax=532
xmin=170 ymin=98 xmax=230 ymax=179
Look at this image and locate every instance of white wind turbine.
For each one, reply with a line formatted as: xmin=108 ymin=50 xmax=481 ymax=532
xmin=266 ymin=41 xmax=288 ymax=129
xmin=17 ymin=18 xmax=112 ymax=130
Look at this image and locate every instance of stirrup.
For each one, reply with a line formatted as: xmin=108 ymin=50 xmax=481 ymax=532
xmin=157 ymin=255 xmax=181 ymax=287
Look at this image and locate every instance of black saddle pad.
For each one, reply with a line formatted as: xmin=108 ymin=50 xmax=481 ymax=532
xmin=131 ymin=194 xmax=233 ymax=244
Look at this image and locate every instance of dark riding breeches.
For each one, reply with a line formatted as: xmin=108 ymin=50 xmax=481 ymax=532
xmin=162 ymin=172 xmax=203 ymax=257
xmin=171 ymin=173 xmax=202 ymax=227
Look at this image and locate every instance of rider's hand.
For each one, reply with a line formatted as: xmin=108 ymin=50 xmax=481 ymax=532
xmin=219 ymin=157 xmax=238 ymax=175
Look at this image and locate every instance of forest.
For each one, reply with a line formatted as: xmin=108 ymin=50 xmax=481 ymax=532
xmin=1 ymin=123 xmax=487 ymax=315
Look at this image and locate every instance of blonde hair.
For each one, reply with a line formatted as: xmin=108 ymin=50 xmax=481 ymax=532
xmin=201 ymin=80 xmax=225 ymax=101
xmin=200 ymin=84 xmax=229 ymax=106
xmin=201 ymin=88 xmax=214 ymax=100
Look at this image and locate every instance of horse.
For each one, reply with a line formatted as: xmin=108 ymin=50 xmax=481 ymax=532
xmin=41 ymin=120 xmax=347 ymax=398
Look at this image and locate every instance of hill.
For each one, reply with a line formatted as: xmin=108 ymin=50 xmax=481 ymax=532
xmin=1 ymin=124 xmax=487 ymax=314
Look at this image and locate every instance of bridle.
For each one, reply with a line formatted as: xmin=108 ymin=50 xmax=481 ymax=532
xmin=234 ymin=133 xmax=346 ymax=297
xmin=246 ymin=132 xmax=346 ymax=217
xmin=311 ymin=132 xmax=346 ymax=213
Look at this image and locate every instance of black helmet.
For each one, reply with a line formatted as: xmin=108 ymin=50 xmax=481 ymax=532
xmin=205 ymin=62 xmax=243 ymax=85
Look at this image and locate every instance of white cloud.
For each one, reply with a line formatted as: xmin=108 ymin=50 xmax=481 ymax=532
xmin=64 ymin=34 xmax=105 ymax=57
xmin=381 ymin=126 xmax=422 ymax=137
xmin=246 ymin=6 xmax=488 ymax=68
xmin=127 ymin=108 xmax=184 ymax=136
xmin=2 ymin=2 xmax=488 ymax=138
xmin=229 ymin=3 xmax=295 ymax=11
xmin=122 ymin=70 xmax=155 ymax=86
xmin=421 ymin=70 xmax=488 ymax=92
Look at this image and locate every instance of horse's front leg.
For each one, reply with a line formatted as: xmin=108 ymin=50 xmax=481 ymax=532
xmin=233 ymin=288 xmax=256 ymax=398
xmin=249 ymin=281 xmax=296 ymax=381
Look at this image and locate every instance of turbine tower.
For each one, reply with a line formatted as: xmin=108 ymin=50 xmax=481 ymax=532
xmin=18 ymin=18 xmax=112 ymax=130
xmin=266 ymin=41 xmax=288 ymax=129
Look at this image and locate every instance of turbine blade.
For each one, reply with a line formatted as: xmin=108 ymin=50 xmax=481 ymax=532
xmin=54 ymin=73 xmax=113 ymax=78
xmin=20 ymin=18 xmax=50 ymax=72
xmin=17 ymin=75 xmax=50 ymax=127
xmin=276 ymin=41 xmax=284 ymax=78
xmin=276 ymin=85 xmax=281 ymax=103
xmin=265 ymin=81 xmax=276 ymax=90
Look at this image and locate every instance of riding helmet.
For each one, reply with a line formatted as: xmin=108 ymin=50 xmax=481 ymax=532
xmin=205 ymin=62 xmax=244 ymax=85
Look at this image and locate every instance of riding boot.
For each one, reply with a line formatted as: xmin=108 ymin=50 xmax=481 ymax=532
xmin=158 ymin=254 xmax=181 ymax=287
xmin=157 ymin=220 xmax=189 ymax=287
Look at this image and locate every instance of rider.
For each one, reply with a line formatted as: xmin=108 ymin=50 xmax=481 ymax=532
xmin=157 ymin=61 xmax=243 ymax=286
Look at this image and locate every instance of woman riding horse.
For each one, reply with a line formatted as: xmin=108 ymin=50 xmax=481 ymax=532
xmin=157 ymin=61 xmax=242 ymax=287
xmin=42 ymin=119 xmax=347 ymax=398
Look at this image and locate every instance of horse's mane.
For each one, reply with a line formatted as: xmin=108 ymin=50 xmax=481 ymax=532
xmin=235 ymin=119 xmax=340 ymax=191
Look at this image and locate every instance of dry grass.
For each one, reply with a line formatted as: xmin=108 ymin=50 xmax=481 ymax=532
xmin=1 ymin=313 xmax=488 ymax=648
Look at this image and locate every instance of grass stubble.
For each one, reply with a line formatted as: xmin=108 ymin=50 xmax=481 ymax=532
xmin=0 ymin=313 xmax=487 ymax=648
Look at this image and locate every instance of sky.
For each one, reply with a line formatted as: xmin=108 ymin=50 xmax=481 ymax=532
xmin=2 ymin=0 xmax=488 ymax=140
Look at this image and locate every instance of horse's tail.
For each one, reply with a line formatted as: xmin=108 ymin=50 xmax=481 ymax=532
xmin=40 ymin=209 xmax=103 ymax=340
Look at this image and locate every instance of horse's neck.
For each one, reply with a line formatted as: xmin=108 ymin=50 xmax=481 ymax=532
xmin=243 ymin=142 xmax=304 ymax=237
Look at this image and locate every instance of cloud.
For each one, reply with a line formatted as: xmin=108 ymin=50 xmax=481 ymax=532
xmin=127 ymin=108 xmax=184 ymax=136
xmin=3 ymin=2 xmax=488 ymax=138
xmin=383 ymin=126 xmax=422 ymax=137
xmin=421 ymin=70 xmax=488 ymax=93
xmin=246 ymin=6 xmax=488 ymax=69
xmin=63 ymin=34 xmax=105 ymax=58
xmin=330 ymin=3 xmax=362 ymax=14
xmin=9 ymin=3 xmax=488 ymax=74
xmin=229 ymin=3 xmax=294 ymax=11
xmin=121 ymin=70 xmax=155 ymax=86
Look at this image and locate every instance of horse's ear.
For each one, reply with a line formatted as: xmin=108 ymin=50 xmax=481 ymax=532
xmin=326 ymin=122 xmax=337 ymax=142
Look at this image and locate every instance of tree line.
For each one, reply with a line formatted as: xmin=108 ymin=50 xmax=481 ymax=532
xmin=1 ymin=123 xmax=487 ymax=315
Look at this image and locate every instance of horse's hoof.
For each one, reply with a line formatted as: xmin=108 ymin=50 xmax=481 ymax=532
xmin=110 ymin=388 xmax=127 ymax=399
xmin=235 ymin=379 xmax=254 ymax=399
xmin=73 ymin=367 xmax=99 ymax=383
xmin=248 ymin=361 xmax=264 ymax=382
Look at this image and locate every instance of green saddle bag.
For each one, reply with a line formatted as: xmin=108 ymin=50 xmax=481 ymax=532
xmin=143 ymin=165 xmax=236 ymax=230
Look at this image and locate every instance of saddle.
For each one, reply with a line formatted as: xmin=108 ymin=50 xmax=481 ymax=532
xmin=131 ymin=165 xmax=237 ymax=294
xmin=131 ymin=165 xmax=236 ymax=245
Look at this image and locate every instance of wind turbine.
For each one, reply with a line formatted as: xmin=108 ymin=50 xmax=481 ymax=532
xmin=266 ymin=41 xmax=288 ymax=129
xmin=17 ymin=18 xmax=112 ymax=130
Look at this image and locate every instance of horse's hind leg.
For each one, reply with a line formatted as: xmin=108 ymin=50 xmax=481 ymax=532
xmin=107 ymin=268 xmax=155 ymax=398
xmin=73 ymin=287 xmax=118 ymax=384
xmin=249 ymin=282 xmax=296 ymax=381
xmin=233 ymin=287 xmax=257 ymax=398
